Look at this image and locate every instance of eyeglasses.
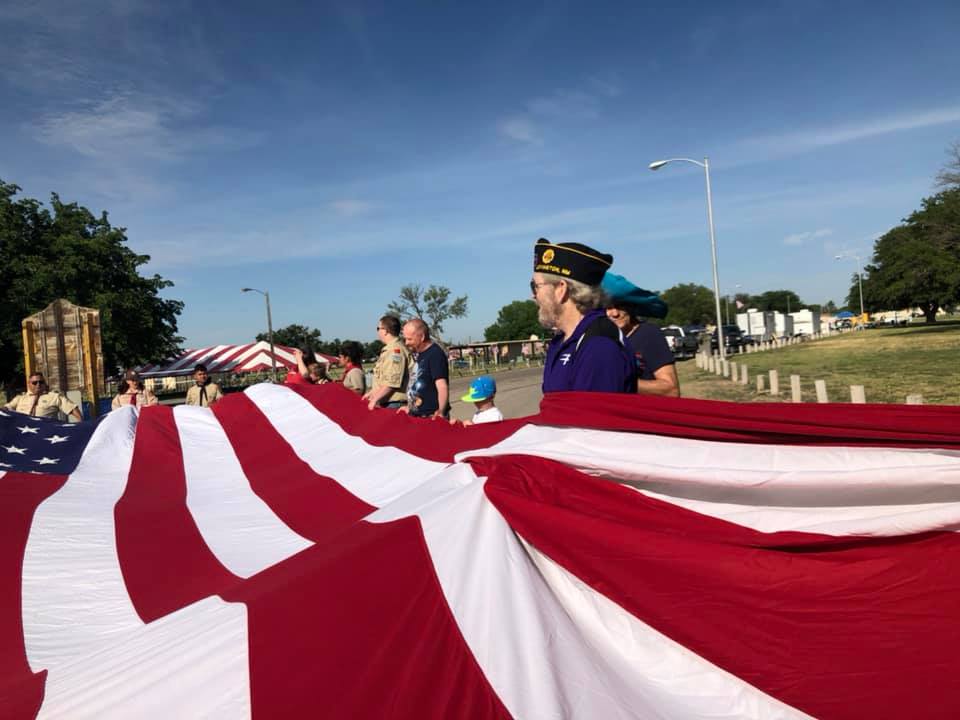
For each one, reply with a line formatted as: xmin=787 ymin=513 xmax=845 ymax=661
xmin=530 ymin=280 xmax=554 ymax=295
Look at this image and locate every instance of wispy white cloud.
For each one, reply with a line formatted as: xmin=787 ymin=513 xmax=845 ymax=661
xmin=33 ymin=93 xmax=260 ymax=162
xmin=527 ymin=89 xmax=602 ymax=120
xmin=497 ymin=75 xmax=624 ymax=145
xmin=330 ymin=199 xmax=375 ymax=217
xmin=498 ymin=116 xmax=542 ymax=145
xmin=733 ymin=105 xmax=960 ymax=159
xmin=783 ymin=227 xmax=833 ymax=246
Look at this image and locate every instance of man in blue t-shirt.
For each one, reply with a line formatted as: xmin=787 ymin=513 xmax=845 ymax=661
xmin=399 ymin=318 xmax=450 ymax=418
xmin=531 ymin=238 xmax=636 ymax=394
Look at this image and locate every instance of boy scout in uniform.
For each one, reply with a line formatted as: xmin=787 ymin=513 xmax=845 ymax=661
xmin=363 ymin=315 xmax=413 ymax=410
xmin=184 ymin=364 xmax=223 ymax=407
xmin=4 ymin=372 xmax=83 ymax=421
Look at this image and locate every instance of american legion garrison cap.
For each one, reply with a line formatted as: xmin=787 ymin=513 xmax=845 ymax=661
xmin=533 ymin=238 xmax=613 ymax=287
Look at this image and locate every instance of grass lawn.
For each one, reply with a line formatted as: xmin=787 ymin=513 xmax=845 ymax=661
xmin=677 ymin=321 xmax=960 ymax=405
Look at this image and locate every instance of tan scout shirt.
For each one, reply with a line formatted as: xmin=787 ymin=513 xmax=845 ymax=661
xmin=111 ymin=389 xmax=158 ymax=410
xmin=372 ymin=337 xmax=412 ymax=403
xmin=185 ymin=382 xmax=223 ymax=407
xmin=4 ymin=391 xmax=78 ymax=419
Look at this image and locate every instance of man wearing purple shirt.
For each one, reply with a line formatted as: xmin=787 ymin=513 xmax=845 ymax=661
xmin=531 ymin=238 xmax=636 ymax=394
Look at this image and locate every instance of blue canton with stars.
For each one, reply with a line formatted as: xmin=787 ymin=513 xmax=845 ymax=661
xmin=0 ymin=409 xmax=100 ymax=475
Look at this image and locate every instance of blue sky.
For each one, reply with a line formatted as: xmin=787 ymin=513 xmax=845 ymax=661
xmin=2 ymin=1 xmax=959 ymax=346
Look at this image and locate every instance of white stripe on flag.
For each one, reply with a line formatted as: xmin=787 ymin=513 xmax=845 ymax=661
xmin=22 ymin=408 xmax=142 ymax=671
xmin=174 ymin=405 xmax=312 ymax=578
xmin=370 ymin=466 xmax=808 ymax=719
xmin=38 ymin=597 xmax=250 ymax=720
xmin=457 ymin=426 xmax=960 ymax=534
xmin=246 ymin=383 xmax=449 ymax=507
xmin=518 ymin=536 xmax=810 ymax=719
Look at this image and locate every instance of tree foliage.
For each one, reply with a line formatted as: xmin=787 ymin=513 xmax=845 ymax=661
xmin=851 ymin=191 xmax=960 ymax=323
xmin=748 ymin=289 xmax=804 ymax=314
xmin=483 ymin=300 xmax=542 ymax=341
xmin=0 ymin=180 xmax=183 ymax=384
xmin=257 ymin=323 xmax=322 ymax=350
xmin=935 ymin=140 xmax=960 ymax=189
xmin=660 ymin=283 xmax=717 ymax=326
xmin=386 ymin=284 xmax=468 ymax=341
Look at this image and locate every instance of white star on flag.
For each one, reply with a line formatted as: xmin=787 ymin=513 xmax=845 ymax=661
xmin=33 ymin=457 xmax=60 ymax=465
xmin=3 ymin=445 xmax=27 ymax=455
xmin=46 ymin=435 xmax=70 ymax=444
xmin=17 ymin=425 xmax=40 ymax=434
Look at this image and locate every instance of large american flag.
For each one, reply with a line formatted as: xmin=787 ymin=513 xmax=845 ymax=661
xmin=2 ymin=384 xmax=959 ymax=719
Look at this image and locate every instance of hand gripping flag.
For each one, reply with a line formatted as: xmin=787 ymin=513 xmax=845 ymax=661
xmin=2 ymin=385 xmax=960 ymax=719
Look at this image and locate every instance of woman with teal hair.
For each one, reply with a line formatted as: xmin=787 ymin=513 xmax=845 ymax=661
xmin=601 ymin=272 xmax=680 ymax=397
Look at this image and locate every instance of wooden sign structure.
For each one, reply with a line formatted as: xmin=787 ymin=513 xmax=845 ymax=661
xmin=21 ymin=299 xmax=104 ymax=418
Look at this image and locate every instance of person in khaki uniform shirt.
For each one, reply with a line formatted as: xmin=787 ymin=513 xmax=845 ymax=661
xmin=4 ymin=372 xmax=82 ymax=420
xmin=111 ymin=369 xmax=159 ymax=410
xmin=184 ymin=364 xmax=223 ymax=407
xmin=362 ymin=315 xmax=412 ymax=410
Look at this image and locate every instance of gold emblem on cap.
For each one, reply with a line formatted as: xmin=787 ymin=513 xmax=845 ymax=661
xmin=541 ymin=248 xmax=555 ymax=263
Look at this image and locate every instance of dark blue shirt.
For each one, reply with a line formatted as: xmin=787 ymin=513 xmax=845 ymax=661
xmin=542 ymin=309 xmax=637 ymax=393
xmin=408 ymin=343 xmax=450 ymax=417
xmin=626 ymin=322 xmax=674 ymax=380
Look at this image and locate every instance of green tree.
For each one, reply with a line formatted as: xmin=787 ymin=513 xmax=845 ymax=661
xmin=749 ymin=290 xmax=803 ymax=314
xmin=257 ymin=323 xmax=322 ymax=350
xmin=483 ymin=300 xmax=542 ymax=341
xmin=386 ymin=284 xmax=468 ymax=341
xmin=852 ymin=195 xmax=960 ymax=323
xmin=935 ymin=140 xmax=960 ymax=189
xmin=660 ymin=283 xmax=716 ymax=326
xmin=364 ymin=339 xmax=385 ymax=360
xmin=0 ymin=180 xmax=183 ymax=384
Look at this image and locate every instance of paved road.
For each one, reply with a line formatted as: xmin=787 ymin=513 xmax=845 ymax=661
xmin=448 ymin=367 xmax=543 ymax=422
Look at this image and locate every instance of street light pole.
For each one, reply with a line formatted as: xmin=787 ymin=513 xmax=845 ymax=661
xmin=650 ymin=156 xmax=725 ymax=358
xmin=241 ymin=287 xmax=277 ymax=381
xmin=835 ymin=253 xmax=866 ymax=319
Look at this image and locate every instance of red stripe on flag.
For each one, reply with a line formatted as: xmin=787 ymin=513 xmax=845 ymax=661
xmin=0 ymin=472 xmax=65 ymax=718
xmin=212 ymin=392 xmax=376 ymax=542
xmin=290 ymin=383 xmax=525 ymax=463
xmin=223 ymin=517 xmax=512 ymax=720
xmin=539 ymin=392 xmax=960 ymax=448
xmin=115 ymin=406 xmax=240 ymax=623
xmin=477 ymin=454 xmax=960 ymax=720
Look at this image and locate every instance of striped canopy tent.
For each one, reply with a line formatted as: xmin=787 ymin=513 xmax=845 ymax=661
xmin=137 ymin=342 xmax=337 ymax=378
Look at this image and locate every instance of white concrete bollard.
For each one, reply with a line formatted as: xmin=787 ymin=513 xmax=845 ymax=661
xmin=722 ymin=360 xmax=730 ymax=378
xmin=756 ymin=374 xmax=765 ymax=393
xmin=906 ymin=394 xmax=924 ymax=405
xmin=769 ymin=369 xmax=780 ymax=396
xmin=740 ymin=364 xmax=748 ymax=385
xmin=790 ymin=374 xmax=802 ymax=403
xmin=815 ymin=380 xmax=829 ymax=403
xmin=850 ymin=385 xmax=866 ymax=404
xmin=729 ymin=361 xmax=738 ymax=382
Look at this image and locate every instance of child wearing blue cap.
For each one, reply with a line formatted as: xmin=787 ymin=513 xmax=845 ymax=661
xmin=454 ymin=375 xmax=504 ymax=425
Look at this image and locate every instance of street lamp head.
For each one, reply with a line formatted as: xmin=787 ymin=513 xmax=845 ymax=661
xmin=241 ymin=287 xmax=253 ymax=293
xmin=649 ymin=160 xmax=670 ymax=171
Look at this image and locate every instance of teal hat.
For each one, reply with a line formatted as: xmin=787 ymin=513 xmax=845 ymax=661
xmin=601 ymin=272 xmax=668 ymax=319
xmin=461 ymin=375 xmax=496 ymax=402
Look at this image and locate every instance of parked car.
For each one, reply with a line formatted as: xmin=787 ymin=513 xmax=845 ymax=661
xmin=661 ymin=325 xmax=699 ymax=359
xmin=711 ymin=325 xmax=745 ymax=352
